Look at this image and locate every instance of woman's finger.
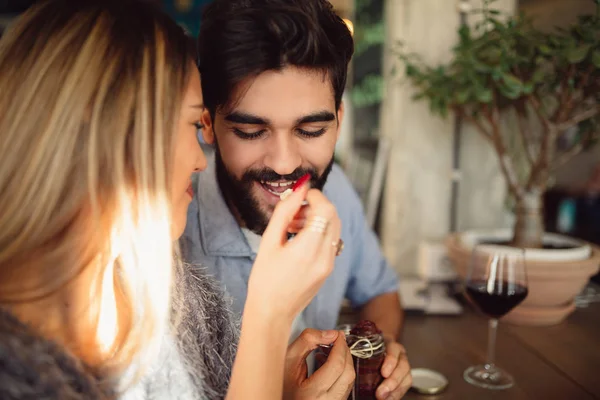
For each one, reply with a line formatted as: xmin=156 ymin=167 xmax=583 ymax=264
xmin=287 ymin=212 xmax=339 ymax=288
xmin=308 ymin=333 xmax=349 ymax=392
xmin=287 ymin=220 xmax=305 ymax=234
xmin=293 ymin=190 xmax=337 ymax=235
xmin=287 ymin=204 xmax=309 ymax=233
xmin=306 ymin=190 xmax=342 ymax=261
xmin=291 ymin=204 xmax=309 ymax=221
xmin=327 ymin=334 xmax=356 ymax=397
xmin=289 ymin=191 xmax=339 ymax=260
xmin=262 ymin=182 xmax=310 ymax=247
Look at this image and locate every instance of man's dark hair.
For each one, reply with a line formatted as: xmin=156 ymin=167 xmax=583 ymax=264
xmin=197 ymin=0 xmax=354 ymax=117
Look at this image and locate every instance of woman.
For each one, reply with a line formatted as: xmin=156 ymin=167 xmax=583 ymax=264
xmin=0 ymin=0 xmax=343 ymax=398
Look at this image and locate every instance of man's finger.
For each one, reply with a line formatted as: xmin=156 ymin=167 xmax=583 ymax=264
xmin=381 ymin=342 xmax=405 ymax=378
xmin=379 ymin=372 xmax=412 ymax=400
xmin=381 ymin=353 xmax=397 ymax=378
xmin=395 ymin=370 xmax=413 ymax=398
xmin=376 ymin=357 xmax=410 ymax=399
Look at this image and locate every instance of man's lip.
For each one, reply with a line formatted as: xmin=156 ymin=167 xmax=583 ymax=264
xmin=186 ymin=183 xmax=194 ymax=197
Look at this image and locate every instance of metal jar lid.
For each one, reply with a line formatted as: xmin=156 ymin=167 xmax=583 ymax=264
xmin=411 ymin=368 xmax=449 ymax=395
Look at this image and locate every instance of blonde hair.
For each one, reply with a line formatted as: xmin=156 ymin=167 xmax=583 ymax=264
xmin=0 ymin=0 xmax=193 ymax=389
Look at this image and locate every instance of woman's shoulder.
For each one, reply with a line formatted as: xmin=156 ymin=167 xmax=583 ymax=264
xmin=0 ymin=309 xmax=107 ymax=400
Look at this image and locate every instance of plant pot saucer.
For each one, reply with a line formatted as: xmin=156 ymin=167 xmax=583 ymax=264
xmin=459 ymin=229 xmax=591 ymax=262
xmin=446 ymin=230 xmax=600 ymax=326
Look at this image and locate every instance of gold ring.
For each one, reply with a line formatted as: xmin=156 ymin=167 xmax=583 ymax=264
xmin=332 ymin=238 xmax=344 ymax=256
xmin=306 ymin=216 xmax=329 ymax=234
xmin=307 ymin=225 xmax=327 ymax=233
xmin=310 ymin=216 xmax=328 ymax=224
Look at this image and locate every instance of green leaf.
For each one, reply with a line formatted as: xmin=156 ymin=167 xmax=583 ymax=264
xmin=498 ymin=80 xmax=522 ymax=99
xmin=476 ymin=89 xmax=493 ymax=103
xmin=531 ymin=68 xmax=546 ymax=83
xmin=473 ymin=61 xmax=492 ymax=73
xmin=458 ymin=25 xmax=471 ymax=43
xmin=479 ymin=47 xmax=503 ymax=63
xmin=522 ymin=83 xmax=534 ymax=94
xmin=566 ymin=44 xmax=592 ymax=63
xmin=456 ymin=90 xmax=470 ymax=104
xmin=535 ymin=55 xmax=546 ymax=66
xmin=539 ymin=45 xmax=552 ymax=55
xmin=440 ymin=106 xmax=449 ymax=119
xmin=502 ymin=74 xmax=524 ymax=91
xmin=412 ymin=92 xmax=428 ymax=101
xmin=592 ymin=50 xmax=600 ymax=69
xmin=406 ymin=65 xmax=418 ymax=77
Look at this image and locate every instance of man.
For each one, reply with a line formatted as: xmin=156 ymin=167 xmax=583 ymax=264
xmin=182 ymin=0 xmax=412 ymax=398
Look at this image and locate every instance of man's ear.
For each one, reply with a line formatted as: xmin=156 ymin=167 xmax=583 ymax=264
xmin=336 ymin=101 xmax=345 ymax=141
xmin=201 ymin=108 xmax=215 ymax=144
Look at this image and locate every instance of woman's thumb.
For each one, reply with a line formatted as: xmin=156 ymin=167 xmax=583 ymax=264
xmin=287 ymin=329 xmax=338 ymax=362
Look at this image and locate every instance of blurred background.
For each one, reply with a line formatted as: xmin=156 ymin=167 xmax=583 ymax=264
xmin=3 ymin=3 xmax=598 ymax=391
xmin=2 ymin=0 xmax=598 ymax=284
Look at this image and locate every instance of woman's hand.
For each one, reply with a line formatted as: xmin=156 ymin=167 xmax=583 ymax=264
xmin=284 ymin=329 xmax=355 ymax=400
xmin=228 ymin=181 xmax=341 ymax=400
xmin=247 ymin=181 xmax=341 ymax=324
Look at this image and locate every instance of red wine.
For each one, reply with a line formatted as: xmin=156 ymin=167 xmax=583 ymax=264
xmin=466 ymin=281 xmax=528 ymax=318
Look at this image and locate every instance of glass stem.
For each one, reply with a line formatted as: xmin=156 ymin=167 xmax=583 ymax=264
xmin=486 ymin=318 xmax=498 ymax=368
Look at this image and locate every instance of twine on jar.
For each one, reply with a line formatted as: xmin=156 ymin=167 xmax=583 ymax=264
xmin=349 ymin=338 xmax=384 ymax=359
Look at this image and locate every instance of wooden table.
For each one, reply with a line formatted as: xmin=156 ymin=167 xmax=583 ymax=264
xmin=341 ymin=300 xmax=600 ymax=399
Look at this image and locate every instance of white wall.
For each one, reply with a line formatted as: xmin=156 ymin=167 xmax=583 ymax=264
xmin=555 ymin=144 xmax=600 ymax=188
xmin=379 ymin=0 xmax=517 ymax=275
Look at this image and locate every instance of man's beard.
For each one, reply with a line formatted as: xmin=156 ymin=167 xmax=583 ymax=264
xmin=215 ymin=148 xmax=334 ymax=236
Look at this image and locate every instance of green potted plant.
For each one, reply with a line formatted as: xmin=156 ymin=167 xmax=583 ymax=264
xmin=395 ymin=0 xmax=600 ymax=325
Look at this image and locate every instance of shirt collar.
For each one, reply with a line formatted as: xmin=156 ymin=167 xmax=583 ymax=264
xmin=192 ymin=145 xmax=254 ymax=258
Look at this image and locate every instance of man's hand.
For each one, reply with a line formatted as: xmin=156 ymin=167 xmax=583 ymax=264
xmin=375 ymin=339 xmax=412 ymax=399
xmin=284 ymin=329 xmax=355 ymax=400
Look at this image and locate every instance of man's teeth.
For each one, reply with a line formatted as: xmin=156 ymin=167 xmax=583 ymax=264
xmin=260 ymin=180 xmax=294 ymax=187
xmin=260 ymin=180 xmax=297 ymax=198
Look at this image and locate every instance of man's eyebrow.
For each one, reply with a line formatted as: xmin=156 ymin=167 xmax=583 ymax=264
xmin=296 ymin=111 xmax=336 ymax=125
xmin=224 ymin=111 xmax=269 ymax=125
xmin=189 ymin=103 xmax=204 ymax=109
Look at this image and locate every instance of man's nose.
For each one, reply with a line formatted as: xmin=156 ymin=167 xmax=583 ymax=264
xmin=264 ymin=133 xmax=301 ymax=176
xmin=194 ymin=142 xmax=208 ymax=172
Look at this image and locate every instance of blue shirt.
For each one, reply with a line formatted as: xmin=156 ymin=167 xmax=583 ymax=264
xmin=180 ymin=146 xmax=399 ymax=330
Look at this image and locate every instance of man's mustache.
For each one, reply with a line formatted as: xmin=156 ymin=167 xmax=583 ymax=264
xmin=241 ymin=168 xmax=317 ymax=183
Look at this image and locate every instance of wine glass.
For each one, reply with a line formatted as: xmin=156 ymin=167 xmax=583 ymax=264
xmin=463 ymin=244 xmax=528 ymax=390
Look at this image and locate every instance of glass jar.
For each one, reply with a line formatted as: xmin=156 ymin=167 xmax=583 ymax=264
xmin=314 ymin=324 xmax=386 ymax=400
xmin=348 ymin=331 xmax=386 ymax=400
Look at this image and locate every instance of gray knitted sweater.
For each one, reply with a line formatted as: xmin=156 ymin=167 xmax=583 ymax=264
xmin=0 ymin=264 xmax=239 ymax=400
xmin=122 ymin=264 xmax=240 ymax=400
